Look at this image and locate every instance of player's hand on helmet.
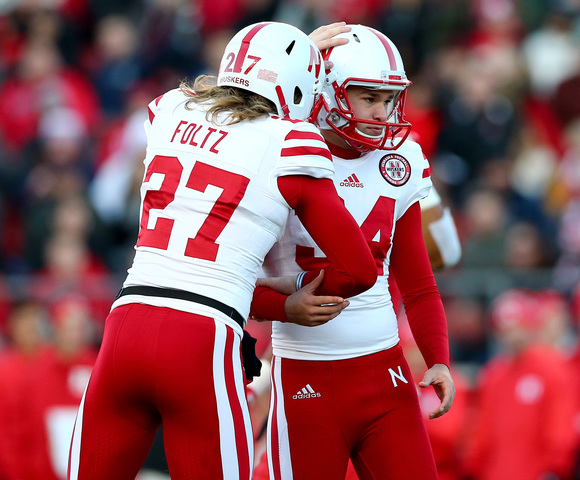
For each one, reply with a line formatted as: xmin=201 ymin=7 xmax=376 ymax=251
xmin=309 ymin=22 xmax=351 ymax=67
xmin=419 ymin=363 xmax=456 ymax=419
xmin=284 ymin=270 xmax=349 ymax=327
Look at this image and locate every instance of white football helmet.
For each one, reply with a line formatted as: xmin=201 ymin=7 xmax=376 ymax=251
xmin=217 ymin=22 xmax=325 ymax=121
xmin=313 ymin=25 xmax=412 ymax=151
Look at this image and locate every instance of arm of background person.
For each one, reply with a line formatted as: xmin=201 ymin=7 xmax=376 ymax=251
xmin=420 ymin=185 xmax=462 ymax=270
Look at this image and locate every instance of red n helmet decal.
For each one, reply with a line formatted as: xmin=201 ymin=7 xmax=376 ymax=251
xmin=308 ymin=45 xmax=322 ymax=77
xmin=322 ymin=47 xmax=334 ymax=72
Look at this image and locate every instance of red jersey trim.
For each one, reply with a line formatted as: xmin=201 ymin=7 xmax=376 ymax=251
xmin=279 ymin=117 xmax=302 ymax=124
xmin=285 ymin=130 xmax=325 ymax=142
xmin=281 ymin=146 xmax=332 ymax=161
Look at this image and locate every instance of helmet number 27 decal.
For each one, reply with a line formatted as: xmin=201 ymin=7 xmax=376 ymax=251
xmin=223 ymin=53 xmax=262 ymax=75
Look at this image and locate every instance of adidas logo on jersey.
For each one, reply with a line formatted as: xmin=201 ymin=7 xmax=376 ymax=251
xmin=292 ymin=383 xmax=321 ymax=399
xmin=340 ymin=173 xmax=364 ymax=188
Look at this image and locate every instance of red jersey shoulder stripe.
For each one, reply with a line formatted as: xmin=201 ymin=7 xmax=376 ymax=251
xmin=148 ymin=94 xmax=165 ymax=124
xmin=281 ymin=146 xmax=332 ymax=161
xmin=422 ymin=153 xmax=431 ymax=178
xmin=280 ymin=117 xmax=303 ymax=124
xmin=284 ymin=130 xmax=325 ymax=142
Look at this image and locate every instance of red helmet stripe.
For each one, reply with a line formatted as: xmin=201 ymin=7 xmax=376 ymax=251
xmin=234 ymin=22 xmax=270 ymax=73
xmin=366 ymin=27 xmax=397 ymax=71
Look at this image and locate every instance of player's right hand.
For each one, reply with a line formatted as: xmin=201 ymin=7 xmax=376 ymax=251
xmin=419 ymin=363 xmax=456 ymax=419
xmin=309 ymin=22 xmax=351 ymax=67
xmin=284 ymin=271 xmax=349 ymax=327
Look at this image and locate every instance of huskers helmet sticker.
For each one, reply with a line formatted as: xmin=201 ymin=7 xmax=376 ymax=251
xmin=379 ymin=154 xmax=411 ymax=186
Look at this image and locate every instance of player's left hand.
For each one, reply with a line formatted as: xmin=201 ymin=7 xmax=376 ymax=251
xmin=419 ymin=363 xmax=455 ymax=419
xmin=284 ymin=271 xmax=349 ymax=326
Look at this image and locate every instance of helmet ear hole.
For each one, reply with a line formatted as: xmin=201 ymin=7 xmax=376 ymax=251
xmin=294 ymin=86 xmax=303 ymax=104
xmin=286 ymin=40 xmax=295 ymax=54
xmin=353 ymin=33 xmax=361 ymax=43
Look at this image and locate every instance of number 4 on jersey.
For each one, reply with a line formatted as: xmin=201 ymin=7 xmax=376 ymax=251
xmin=296 ymin=196 xmax=395 ymax=275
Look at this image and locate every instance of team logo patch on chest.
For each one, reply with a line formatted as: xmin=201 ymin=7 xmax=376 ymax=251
xmin=379 ymin=154 xmax=411 ymax=186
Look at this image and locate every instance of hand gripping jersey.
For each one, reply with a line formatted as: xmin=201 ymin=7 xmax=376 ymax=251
xmin=262 ymin=139 xmax=431 ymax=359
xmin=111 ymin=88 xmax=334 ymax=331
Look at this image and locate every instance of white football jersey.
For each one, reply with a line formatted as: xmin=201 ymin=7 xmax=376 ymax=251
xmin=112 ymin=88 xmax=334 ymax=330
xmin=264 ymin=139 xmax=431 ymax=360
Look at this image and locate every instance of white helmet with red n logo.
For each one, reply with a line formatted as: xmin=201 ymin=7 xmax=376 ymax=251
xmin=314 ymin=25 xmax=412 ymax=151
xmin=218 ymin=22 xmax=325 ymax=121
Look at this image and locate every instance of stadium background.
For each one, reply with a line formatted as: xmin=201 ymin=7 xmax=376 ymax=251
xmin=0 ymin=0 xmax=579 ymax=478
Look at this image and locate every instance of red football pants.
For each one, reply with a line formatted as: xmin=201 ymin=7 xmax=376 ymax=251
xmin=68 ymin=303 xmax=253 ymax=480
xmin=267 ymin=345 xmax=438 ymax=480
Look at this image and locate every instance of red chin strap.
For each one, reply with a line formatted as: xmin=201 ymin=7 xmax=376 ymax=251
xmin=275 ymin=85 xmax=290 ymax=117
xmin=308 ymin=93 xmax=326 ymax=124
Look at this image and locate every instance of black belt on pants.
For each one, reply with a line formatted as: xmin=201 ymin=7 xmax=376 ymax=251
xmin=116 ymin=285 xmax=245 ymax=329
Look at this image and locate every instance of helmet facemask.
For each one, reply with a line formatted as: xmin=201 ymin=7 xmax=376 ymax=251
xmin=313 ymin=25 xmax=413 ymax=152
xmin=335 ymin=82 xmax=410 ymax=152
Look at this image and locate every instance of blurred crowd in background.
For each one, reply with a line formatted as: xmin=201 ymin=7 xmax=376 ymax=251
xmin=1 ymin=0 xmax=580 ymax=479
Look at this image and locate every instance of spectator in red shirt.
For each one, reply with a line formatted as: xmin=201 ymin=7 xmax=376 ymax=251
xmin=462 ymin=288 xmax=578 ymax=480
xmin=0 ymin=40 xmax=100 ymax=157
xmin=27 ymin=295 xmax=98 ymax=480
xmin=569 ymin=283 xmax=580 ymax=478
xmin=0 ymin=300 xmax=52 ymax=480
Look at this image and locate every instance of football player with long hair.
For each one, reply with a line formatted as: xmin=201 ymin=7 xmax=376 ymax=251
xmin=66 ymin=22 xmax=376 ymax=480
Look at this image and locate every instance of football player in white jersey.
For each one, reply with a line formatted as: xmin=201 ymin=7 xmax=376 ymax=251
xmin=251 ymin=24 xmax=456 ymax=480
xmin=66 ymin=22 xmax=377 ymax=480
